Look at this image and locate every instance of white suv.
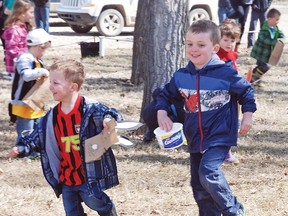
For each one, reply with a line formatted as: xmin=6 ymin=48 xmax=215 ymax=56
xmin=57 ymin=0 xmax=218 ymax=36
xmin=57 ymin=0 xmax=138 ymax=36
xmin=188 ymin=0 xmax=218 ymax=25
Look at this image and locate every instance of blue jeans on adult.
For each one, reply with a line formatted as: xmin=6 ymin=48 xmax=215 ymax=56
xmin=247 ymin=9 xmax=267 ymax=48
xmin=34 ymin=6 xmax=50 ymax=33
xmin=218 ymin=7 xmax=235 ymax=24
xmin=190 ymin=146 xmax=241 ymax=216
xmin=16 ymin=116 xmax=35 ymax=144
xmin=62 ymin=183 xmax=114 ymax=216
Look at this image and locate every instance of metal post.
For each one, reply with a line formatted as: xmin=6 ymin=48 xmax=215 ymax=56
xmin=99 ymin=36 xmax=105 ymax=57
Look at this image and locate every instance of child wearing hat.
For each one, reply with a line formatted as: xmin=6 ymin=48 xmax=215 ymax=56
xmin=9 ymin=28 xmax=51 ymax=146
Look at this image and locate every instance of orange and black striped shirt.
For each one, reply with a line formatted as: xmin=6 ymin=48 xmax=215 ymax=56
xmin=53 ymin=96 xmax=85 ymax=186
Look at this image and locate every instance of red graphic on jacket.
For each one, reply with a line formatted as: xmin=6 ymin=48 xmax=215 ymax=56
xmin=181 ymin=90 xmax=198 ymax=112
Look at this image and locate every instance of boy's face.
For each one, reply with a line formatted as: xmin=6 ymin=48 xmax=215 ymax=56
xmin=186 ymin=31 xmax=219 ymax=69
xmin=219 ymin=35 xmax=236 ymax=52
xmin=49 ymin=70 xmax=76 ymax=102
xmin=33 ymin=44 xmax=48 ymax=59
xmin=267 ymin=15 xmax=280 ymax=27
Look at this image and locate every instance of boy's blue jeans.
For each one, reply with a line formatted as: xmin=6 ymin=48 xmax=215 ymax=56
xmin=62 ymin=183 xmax=114 ymax=216
xmin=190 ymin=146 xmax=241 ymax=216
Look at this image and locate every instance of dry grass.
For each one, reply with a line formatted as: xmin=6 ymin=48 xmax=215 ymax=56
xmin=1 ymin=10 xmax=288 ymax=216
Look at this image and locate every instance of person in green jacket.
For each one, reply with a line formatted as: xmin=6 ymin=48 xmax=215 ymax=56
xmin=250 ymin=8 xmax=285 ymax=85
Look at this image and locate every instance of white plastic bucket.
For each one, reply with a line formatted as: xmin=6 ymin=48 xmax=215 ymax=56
xmin=154 ymin=123 xmax=185 ymax=149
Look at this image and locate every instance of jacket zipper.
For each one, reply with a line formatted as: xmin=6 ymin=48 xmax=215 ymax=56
xmin=196 ymin=71 xmax=204 ymax=153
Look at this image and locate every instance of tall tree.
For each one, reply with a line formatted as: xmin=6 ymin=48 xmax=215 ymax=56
xmin=131 ymin=0 xmax=188 ymax=120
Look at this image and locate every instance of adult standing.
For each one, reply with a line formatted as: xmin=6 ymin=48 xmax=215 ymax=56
xmin=247 ymin=0 xmax=273 ymax=48
xmin=229 ymin=0 xmax=253 ymax=53
xmin=32 ymin=0 xmax=49 ymax=32
xmin=218 ymin=0 xmax=234 ymax=24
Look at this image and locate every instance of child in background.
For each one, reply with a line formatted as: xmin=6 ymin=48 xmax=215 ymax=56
xmin=9 ymin=59 xmax=120 ymax=216
xmin=10 ymin=28 xmax=50 ymax=145
xmin=156 ymin=20 xmax=256 ymax=215
xmin=2 ymin=0 xmax=34 ymax=80
xmin=217 ymin=18 xmax=241 ymax=163
xmin=218 ymin=19 xmax=240 ymax=70
xmin=250 ymin=8 xmax=285 ymax=85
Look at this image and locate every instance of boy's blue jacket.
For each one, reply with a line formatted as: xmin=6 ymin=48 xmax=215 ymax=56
xmin=16 ymin=97 xmax=122 ymax=197
xmin=156 ymin=55 xmax=257 ymax=153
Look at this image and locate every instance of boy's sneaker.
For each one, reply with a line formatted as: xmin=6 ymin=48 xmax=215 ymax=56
xmin=143 ymin=130 xmax=155 ymax=143
xmin=236 ymin=204 xmax=246 ymax=216
xmin=3 ymin=73 xmax=14 ymax=80
xmin=225 ymin=152 xmax=239 ymax=164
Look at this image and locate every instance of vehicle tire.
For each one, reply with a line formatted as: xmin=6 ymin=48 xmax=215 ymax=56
xmin=96 ymin=9 xmax=124 ymax=37
xmin=69 ymin=24 xmax=93 ymax=33
xmin=188 ymin=8 xmax=211 ymax=25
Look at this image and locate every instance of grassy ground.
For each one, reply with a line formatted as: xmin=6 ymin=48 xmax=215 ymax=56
xmin=0 ymin=3 xmax=288 ymax=215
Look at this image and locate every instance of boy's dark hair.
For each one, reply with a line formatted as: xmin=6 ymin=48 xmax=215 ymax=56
xmin=219 ymin=19 xmax=241 ymax=40
xmin=267 ymin=8 xmax=281 ymax=18
xmin=49 ymin=59 xmax=85 ymax=90
xmin=187 ymin=20 xmax=220 ymax=44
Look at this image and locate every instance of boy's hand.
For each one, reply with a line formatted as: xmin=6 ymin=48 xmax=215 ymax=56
xmin=157 ymin=110 xmax=173 ymax=132
xmin=103 ymin=118 xmax=116 ymax=133
xmin=39 ymin=68 xmax=49 ymax=78
xmin=8 ymin=147 xmax=19 ymax=158
xmin=239 ymin=112 xmax=253 ymax=135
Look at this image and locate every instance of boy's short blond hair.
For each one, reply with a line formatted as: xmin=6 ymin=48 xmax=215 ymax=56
xmin=49 ymin=59 xmax=85 ymax=90
xmin=187 ymin=20 xmax=220 ymax=44
xmin=219 ymin=19 xmax=241 ymax=40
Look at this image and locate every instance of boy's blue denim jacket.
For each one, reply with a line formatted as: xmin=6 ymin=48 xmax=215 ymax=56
xmin=16 ymin=96 xmax=123 ymax=197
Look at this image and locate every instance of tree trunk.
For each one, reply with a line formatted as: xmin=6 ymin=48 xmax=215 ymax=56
xmin=131 ymin=0 xmax=188 ymax=121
